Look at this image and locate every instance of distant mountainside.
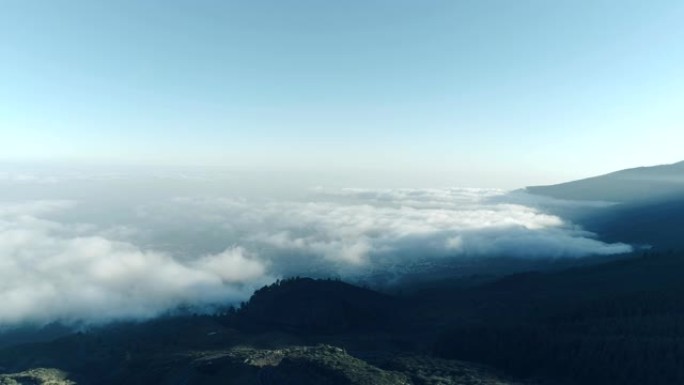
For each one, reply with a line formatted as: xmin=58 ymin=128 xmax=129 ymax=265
xmin=526 ymin=161 xmax=684 ymax=250
xmin=526 ymin=161 xmax=684 ymax=203
xmin=581 ymin=197 xmax=684 ymax=250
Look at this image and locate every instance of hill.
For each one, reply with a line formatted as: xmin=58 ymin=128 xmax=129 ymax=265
xmin=429 ymin=251 xmax=684 ymax=385
xmin=4 ymin=252 xmax=684 ymax=385
xmin=234 ymin=277 xmax=402 ymax=334
xmin=526 ymin=160 xmax=684 ymax=203
xmin=526 ymin=161 xmax=684 ymax=250
xmin=0 ymin=278 xmax=536 ymax=385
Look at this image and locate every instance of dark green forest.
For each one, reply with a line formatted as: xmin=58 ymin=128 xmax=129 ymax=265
xmin=432 ymin=252 xmax=684 ymax=385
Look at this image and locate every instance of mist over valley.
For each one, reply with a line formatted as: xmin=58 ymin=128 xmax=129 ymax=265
xmin=0 ymin=164 xmax=634 ymax=327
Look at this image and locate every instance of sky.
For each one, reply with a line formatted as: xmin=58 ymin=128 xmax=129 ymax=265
xmin=1 ymin=0 xmax=683 ymax=188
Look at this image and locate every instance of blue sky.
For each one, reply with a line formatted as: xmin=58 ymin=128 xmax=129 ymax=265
xmin=1 ymin=0 xmax=683 ymax=188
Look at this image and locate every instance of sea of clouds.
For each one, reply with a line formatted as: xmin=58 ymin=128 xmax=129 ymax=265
xmin=0 ymin=167 xmax=632 ymax=326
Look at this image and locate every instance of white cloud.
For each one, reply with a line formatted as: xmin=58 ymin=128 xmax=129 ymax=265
xmin=142 ymin=188 xmax=631 ymax=276
xmin=0 ymin=203 xmax=269 ymax=325
xmin=0 ymin=185 xmax=632 ymax=326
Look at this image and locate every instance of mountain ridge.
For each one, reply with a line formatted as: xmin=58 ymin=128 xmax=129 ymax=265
xmin=526 ymin=160 xmax=684 ymax=203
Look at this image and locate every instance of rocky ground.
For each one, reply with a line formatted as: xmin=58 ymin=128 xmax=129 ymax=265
xmin=0 ymin=368 xmax=75 ymax=385
xmin=0 ymin=344 xmax=538 ymax=385
xmin=126 ymin=345 xmax=536 ymax=385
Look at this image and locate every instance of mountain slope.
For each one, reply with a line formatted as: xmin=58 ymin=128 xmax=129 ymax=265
xmin=526 ymin=161 xmax=684 ymax=203
xmin=431 ymin=251 xmax=684 ymax=385
xmin=235 ymin=277 xmax=401 ymax=334
xmin=526 ymin=161 xmax=684 ymax=250
xmin=581 ymin=197 xmax=684 ymax=249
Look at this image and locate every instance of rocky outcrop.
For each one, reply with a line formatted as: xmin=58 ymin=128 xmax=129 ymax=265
xmin=0 ymin=368 xmax=75 ymax=385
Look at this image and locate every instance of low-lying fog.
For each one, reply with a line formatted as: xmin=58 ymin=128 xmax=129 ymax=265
xmin=0 ymin=165 xmax=631 ymax=326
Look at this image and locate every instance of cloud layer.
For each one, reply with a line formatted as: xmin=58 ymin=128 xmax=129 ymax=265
xmin=0 ymin=182 xmax=632 ymax=326
xmin=0 ymin=201 xmax=269 ymax=325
